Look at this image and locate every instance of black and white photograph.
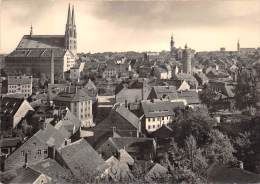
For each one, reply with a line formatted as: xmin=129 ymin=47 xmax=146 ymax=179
xmin=0 ymin=0 xmax=260 ymax=183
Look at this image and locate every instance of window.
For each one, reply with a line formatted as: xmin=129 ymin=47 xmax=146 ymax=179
xmin=37 ymin=150 xmax=41 ymax=155
xmin=162 ymin=117 xmax=164 ymax=120
xmin=153 ymin=118 xmax=155 ymax=121
xmin=153 ymin=125 xmax=155 ymax=128
xmin=21 ymin=150 xmax=25 ymax=156
xmin=43 ymin=149 xmax=48 ymax=155
xmin=148 ymin=125 xmax=151 ymax=129
xmin=158 ymin=124 xmax=160 ymax=128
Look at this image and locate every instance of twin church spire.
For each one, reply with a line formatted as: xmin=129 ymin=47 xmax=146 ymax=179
xmin=65 ymin=3 xmax=77 ymax=55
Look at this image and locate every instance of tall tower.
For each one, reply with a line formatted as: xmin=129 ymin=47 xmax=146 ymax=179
xmin=65 ymin=4 xmax=77 ymax=56
xmin=182 ymin=44 xmax=192 ymax=74
xmin=50 ymin=49 xmax=54 ymax=84
xmin=170 ymin=35 xmax=175 ymax=52
xmin=30 ymin=24 xmax=33 ymax=37
xmin=237 ymin=40 xmax=240 ymax=53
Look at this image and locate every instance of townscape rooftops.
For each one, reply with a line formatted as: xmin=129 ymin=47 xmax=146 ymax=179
xmin=58 ymin=138 xmax=107 ymax=177
xmin=17 ymin=35 xmax=65 ymax=49
xmin=0 ymin=137 xmax=21 ymax=148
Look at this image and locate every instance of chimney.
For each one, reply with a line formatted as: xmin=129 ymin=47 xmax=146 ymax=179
xmin=125 ymin=100 xmax=127 ymax=108
xmin=239 ymin=161 xmax=244 ymax=170
xmin=23 ymin=153 xmax=28 ymax=168
xmin=112 ymin=126 xmax=116 ymax=137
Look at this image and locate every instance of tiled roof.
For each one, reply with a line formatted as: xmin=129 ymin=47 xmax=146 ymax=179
xmin=0 ymin=137 xmax=21 ymax=148
xmin=115 ymin=105 xmax=139 ymax=129
xmin=152 ymin=86 xmax=178 ymax=100
xmin=1 ymin=97 xmax=24 ymax=117
xmin=108 ymin=137 xmax=155 ymax=154
xmin=177 ymin=91 xmax=200 ymax=104
xmin=84 ymin=79 xmax=97 ymax=90
xmin=9 ymin=167 xmax=42 ymax=184
xmin=54 ymin=109 xmax=81 ymax=138
xmin=116 ymin=88 xmax=142 ymax=103
xmin=17 ymin=35 xmax=65 ymax=49
xmin=151 ymin=125 xmax=173 ymax=139
xmin=8 ymin=48 xmax=68 ymax=58
xmin=54 ymin=88 xmax=91 ymax=102
xmin=141 ymin=100 xmax=181 ymax=118
xmin=145 ymin=163 xmax=168 ymax=182
xmin=58 ymin=139 xmax=107 ymax=178
xmin=34 ymin=122 xmax=66 ymax=149
xmin=29 ymin=158 xmax=71 ymax=183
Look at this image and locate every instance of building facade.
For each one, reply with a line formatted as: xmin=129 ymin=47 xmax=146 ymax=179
xmin=7 ymin=75 xmax=33 ymax=97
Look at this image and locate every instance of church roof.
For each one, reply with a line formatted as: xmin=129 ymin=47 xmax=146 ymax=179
xmin=7 ymin=48 xmax=69 ymax=58
xmin=17 ymin=35 xmax=65 ymax=49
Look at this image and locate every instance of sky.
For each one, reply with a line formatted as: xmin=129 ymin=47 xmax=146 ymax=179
xmin=0 ymin=0 xmax=260 ymax=54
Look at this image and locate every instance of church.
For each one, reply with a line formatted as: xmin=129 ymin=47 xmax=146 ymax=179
xmin=5 ymin=4 xmax=77 ymax=81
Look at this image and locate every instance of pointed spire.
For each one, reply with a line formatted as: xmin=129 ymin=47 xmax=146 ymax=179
xmin=185 ymin=43 xmax=188 ymax=49
xmin=66 ymin=3 xmax=71 ymax=25
xmin=72 ymin=5 xmax=75 ymax=25
xmin=30 ymin=24 xmax=33 ymax=36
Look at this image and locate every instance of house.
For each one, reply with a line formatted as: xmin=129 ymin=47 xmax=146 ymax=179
xmin=173 ymin=73 xmax=198 ymax=89
xmin=4 ymin=122 xmax=66 ymax=171
xmin=97 ymin=137 xmax=156 ymax=161
xmin=69 ymin=62 xmax=85 ymax=82
xmin=105 ymin=155 xmax=134 ymax=182
xmin=54 ymin=107 xmax=81 ymax=139
xmin=0 ymin=97 xmax=34 ymax=131
xmin=140 ymin=100 xmax=184 ymax=132
xmin=29 ymin=158 xmax=72 ymax=183
xmin=175 ymin=90 xmax=201 ymax=108
xmin=194 ymin=72 xmax=209 ymax=86
xmin=8 ymin=167 xmax=50 ymax=184
xmin=102 ymin=64 xmax=118 ymax=79
xmin=144 ymin=163 xmax=168 ymax=182
xmin=154 ymin=64 xmax=172 ymax=80
xmin=0 ymin=137 xmax=21 ymax=158
xmin=56 ymin=138 xmax=108 ymax=180
xmin=116 ymin=88 xmax=143 ymax=105
xmin=86 ymin=105 xmax=141 ymax=148
xmin=53 ymin=87 xmax=94 ymax=128
xmin=147 ymin=86 xmax=178 ymax=101
xmin=7 ymin=75 xmax=33 ymax=98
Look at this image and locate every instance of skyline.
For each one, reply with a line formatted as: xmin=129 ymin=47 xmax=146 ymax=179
xmin=0 ymin=0 xmax=260 ymax=54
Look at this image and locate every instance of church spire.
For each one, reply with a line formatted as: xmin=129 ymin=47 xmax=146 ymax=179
xmin=72 ymin=5 xmax=75 ymax=26
xmin=66 ymin=3 xmax=71 ymax=25
xmin=30 ymin=24 xmax=33 ymax=36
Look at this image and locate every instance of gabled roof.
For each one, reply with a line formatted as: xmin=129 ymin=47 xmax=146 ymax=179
xmin=1 ymin=97 xmax=32 ymax=117
xmin=17 ymin=35 xmax=65 ymax=49
xmin=116 ymin=88 xmax=142 ymax=103
xmin=151 ymin=86 xmax=178 ymax=100
xmin=54 ymin=109 xmax=81 ymax=138
xmin=58 ymin=139 xmax=107 ymax=178
xmin=8 ymin=167 xmax=43 ymax=184
xmin=29 ymin=158 xmax=71 ymax=183
xmin=141 ymin=100 xmax=181 ymax=118
xmin=145 ymin=163 xmax=168 ymax=182
xmin=151 ymin=125 xmax=173 ymax=139
xmin=54 ymin=88 xmax=91 ymax=102
xmin=34 ymin=123 xmax=66 ymax=149
xmin=7 ymin=48 xmax=69 ymax=58
xmin=177 ymin=91 xmax=201 ymax=105
xmin=84 ymin=79 xmax=97 ymax=90
xmin=115 ymin=105 xmax=139 ymax=129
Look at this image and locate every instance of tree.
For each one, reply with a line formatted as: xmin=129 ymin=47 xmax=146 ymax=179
xmin=205 ymin=129 xmax=236 ymax=165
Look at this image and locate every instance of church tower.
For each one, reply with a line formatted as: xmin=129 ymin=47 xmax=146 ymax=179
xmin=170 ymin=35 xmax=175 ymax=52
xmin=65 ymin=4 xmax=77 ymax=56
xmin=237 ymin=40 xmax=240 ymax=53
xmin=182 ymin=44 xmax=192 ymax=74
